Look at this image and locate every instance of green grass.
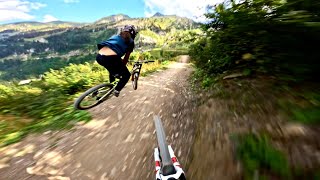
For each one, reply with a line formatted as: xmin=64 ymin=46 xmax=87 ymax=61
xmin=0 ymin=59 xmax=172 ymax=147
xmin=243 ymin=69 xmax=252 ymax=76
xmin=128 ymin=59 xmax=170 ymax=76
xmin=236 ymin=133 xmax=291 ymax=179
xmin=291 ymin=107 xmax=320 ymax=124
xmin=0 ymin=89 xmax=92 ymax=146
xmin=278 ymin=90 xmax=320 ymax=124
xmin=148 ymin=49 xmax=188 ymax=60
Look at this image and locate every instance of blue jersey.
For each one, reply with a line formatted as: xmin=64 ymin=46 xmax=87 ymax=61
xmin=97 ymin=35 xmax=134 ymax=57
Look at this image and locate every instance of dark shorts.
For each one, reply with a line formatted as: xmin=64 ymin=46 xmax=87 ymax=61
xmin=96 ymin=54 xmax=130 ymax=91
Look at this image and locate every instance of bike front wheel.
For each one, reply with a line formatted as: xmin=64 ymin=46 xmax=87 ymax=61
xmin=132 ymin=72 xmax=139 ymax=90
xmin=74 ymin=83 xmax=114 ymax=110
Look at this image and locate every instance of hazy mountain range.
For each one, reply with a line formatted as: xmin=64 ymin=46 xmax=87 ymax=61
xmin=0 ymin=13 xmax=201 ymax=81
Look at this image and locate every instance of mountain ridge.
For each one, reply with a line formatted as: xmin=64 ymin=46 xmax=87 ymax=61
xmin=0 ymin=13 xmax=196 ymax=30
xmin=152 ymin=12 xmax=164 ymax=17
xmin=0 ymin=12 xmax=201 ymax=81
xmin=94 ymin=14 xmax=131 ymax=24
xmin=0 ymin=13 xmax=200 ymax=67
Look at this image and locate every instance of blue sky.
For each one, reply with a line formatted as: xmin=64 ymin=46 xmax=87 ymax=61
xmin=0 ymin=0 xmax=223 ymax=24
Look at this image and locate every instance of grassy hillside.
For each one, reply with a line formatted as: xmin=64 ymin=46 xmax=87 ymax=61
xmin=0 ymin=21 xmax=83 ymax=33
xmin=0 ymin=58 xmax=170 ymax=146
xmin=0 ymin=14 xmax=198 ymax=81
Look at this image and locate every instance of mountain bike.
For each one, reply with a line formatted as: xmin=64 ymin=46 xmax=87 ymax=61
xmin=153 ymin=115 xmax=186 ymax=180
xmin=74 ymin=60 xmax=154 ymax=110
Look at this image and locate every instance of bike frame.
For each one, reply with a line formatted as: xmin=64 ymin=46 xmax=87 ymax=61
xmin=76 ymin=60 xmax=153 ymax=108
xmin=97 ymin=79 xmax=118 ymax=100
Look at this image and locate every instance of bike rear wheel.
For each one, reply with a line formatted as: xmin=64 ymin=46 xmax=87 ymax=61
xmin=154 ymin=115 xmax=176 ymax=176
xmin=132 ymin=72 xmax=139 ymax=90
xmin=74 ymin=83 xmax=114 ymax=110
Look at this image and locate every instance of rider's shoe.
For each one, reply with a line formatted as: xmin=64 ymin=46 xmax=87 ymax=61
xmin=113 ymin=90 xmax=120 ymax=97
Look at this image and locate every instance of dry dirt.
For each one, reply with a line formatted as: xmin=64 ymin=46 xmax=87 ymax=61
xmin=0 ymin=57 xmax=197 ymax=180
xmin=187 ymin=76 xmax=320 ymax=180
xmin=1 ymin=57 xmax=319 ymax=180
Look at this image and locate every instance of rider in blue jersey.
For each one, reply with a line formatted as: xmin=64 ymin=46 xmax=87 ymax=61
xmin=96 ymin=25 xmax=137 ymax=97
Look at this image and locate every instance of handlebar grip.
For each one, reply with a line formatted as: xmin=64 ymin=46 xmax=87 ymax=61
xmin=144 ymin=60 xmax=155 ymax=63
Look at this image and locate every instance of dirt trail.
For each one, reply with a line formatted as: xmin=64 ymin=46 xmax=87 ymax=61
xmin=0 ymin=57 xmax=196 ymax=180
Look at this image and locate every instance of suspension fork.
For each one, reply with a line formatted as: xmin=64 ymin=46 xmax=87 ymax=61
xmin=131 ymin=63 xmax=142 ymax=80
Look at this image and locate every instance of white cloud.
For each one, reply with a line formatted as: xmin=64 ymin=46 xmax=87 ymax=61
xmin=42 ymin=14 xmax=59 ymax=23
xmin=0 ymin=0 xmax=46 ymax=22
xmin=144 ymin=0 xmax=224 ymax=22
xmin=0 ymin=10 xmax=34 ymax=22
xmin=63 ymin=0 xmax=80 ymax=3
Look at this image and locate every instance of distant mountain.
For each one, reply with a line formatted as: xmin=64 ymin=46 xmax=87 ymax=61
xmin=0 ymin=13 xmax=197 ymax=33
xmin=0 ymin=13 xmax=201 ymax=81
xmin=152 ymin=12 xmax=164 ymax=17
xmin=8 ymin=21 xmax=83 ymax=26
xmin=0 ymin=13 xmax=199 ymax=61
xmin=94 ymin=14 xmax=131 ymax=24
xmin=0 ymin=21 xmax=83 ymax=33
xmin=11 ymin=21 xmax=43 ymax=25
xmin=46 ymin=21 xmax=84 ymax=26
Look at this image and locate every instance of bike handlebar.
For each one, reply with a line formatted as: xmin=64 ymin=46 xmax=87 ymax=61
xmin=129 ymin=60 xmax=155 ymax=63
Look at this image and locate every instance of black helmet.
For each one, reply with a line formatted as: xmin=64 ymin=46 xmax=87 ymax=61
xmin=122 ymin=25 xmax=138 ymax=39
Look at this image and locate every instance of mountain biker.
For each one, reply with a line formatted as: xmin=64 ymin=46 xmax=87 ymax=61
xmin=96 ymin=25 xmax=137 ymax=97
